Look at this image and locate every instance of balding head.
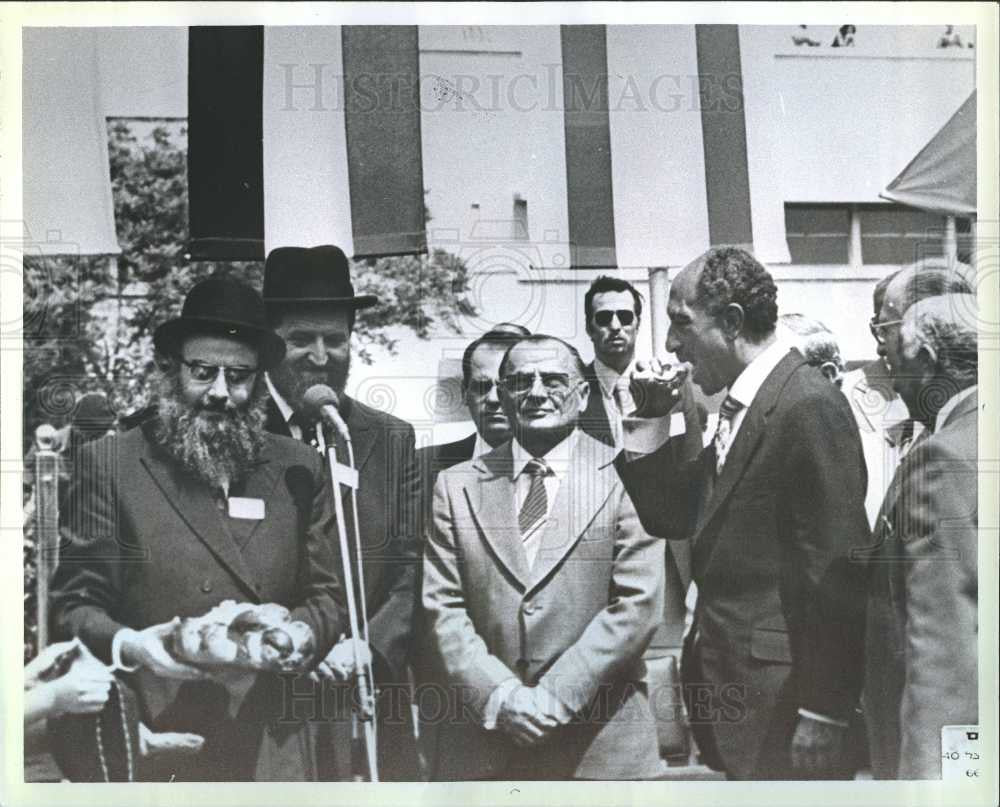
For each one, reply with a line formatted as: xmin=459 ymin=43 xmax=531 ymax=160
xmin=882 ymin=258 xmax=974 ymax=322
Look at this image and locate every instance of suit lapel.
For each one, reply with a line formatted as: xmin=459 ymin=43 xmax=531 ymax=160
xmin=228 ymin=453 xmax=282 ymax=550
xmin=464 ymin=444 xmax=530 ymax=588
xmin=527 ymin=434 xmax=617 ymax=593
xmin=343 ymin=396 xmax=377 ymax=474
xmin=691 ymin=351 xmax=800 ymax=547
xmin=581 ymin=364 xmax=614 ymax=446
xmin=264 ymin=397 xmax=292 ymax=438
xmin=138 ymin=423 xmax=259 ymax=599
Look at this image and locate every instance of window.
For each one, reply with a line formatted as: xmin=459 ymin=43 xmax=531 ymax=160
xmin=784 ymin=203 xmax=951 ymax=267
xmin=784 ymin=204 xmax=850 ymax=264
xmin=859 ymin=206 xmax=946 ymax=265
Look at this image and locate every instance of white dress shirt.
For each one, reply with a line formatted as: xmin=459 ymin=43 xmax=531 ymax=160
xmin=510 ymin=429 xmax=578 ymax=568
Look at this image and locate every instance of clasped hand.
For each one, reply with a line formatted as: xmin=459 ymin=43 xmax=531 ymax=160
xmin=497 ymin=685 xmax=573 ymax=748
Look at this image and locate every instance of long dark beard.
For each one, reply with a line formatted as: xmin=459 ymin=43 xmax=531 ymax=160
xmin=268 ymin=352 xmax=350 ymax=411
xmin=153 ymin=370 xmax=269 ymax=489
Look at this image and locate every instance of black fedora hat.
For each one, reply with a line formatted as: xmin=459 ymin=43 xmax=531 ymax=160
xmin=263 ymin=245 xmax=377 ymax=308
xmin=153 ymin=275 xmax=286 ymax=369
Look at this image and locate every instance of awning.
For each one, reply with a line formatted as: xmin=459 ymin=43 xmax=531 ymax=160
xmin=881 ymin=91 xmax=976 ymax=216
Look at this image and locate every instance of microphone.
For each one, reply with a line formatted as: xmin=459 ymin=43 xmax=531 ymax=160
xmin=301 ymin=384 xmax=350 ymax=443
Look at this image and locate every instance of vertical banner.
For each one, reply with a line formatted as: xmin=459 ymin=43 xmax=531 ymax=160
xmin=342 ymin=26 xmax=426 ymax=257
xmin=22 ymin=28 xmax=120 ymax=255
xmin=262 ymin=27 xmax=353 ymax=254
xmin=560 ymin=25 xmax=617 ymax=269
xmin=695 ymin=25 xmax=754 ymax=251
xmin=188 ymin=26 xmax=265 ymax=260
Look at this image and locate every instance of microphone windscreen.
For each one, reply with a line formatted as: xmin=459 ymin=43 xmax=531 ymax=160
xmin=301 ymin=385 xmax=340 ymax=420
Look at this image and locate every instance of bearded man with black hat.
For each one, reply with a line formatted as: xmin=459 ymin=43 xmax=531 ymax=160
xmin=262 ymin=245 xmax=422 ymax=781
xmin=49 ymin=276 xmax=345 ymax=781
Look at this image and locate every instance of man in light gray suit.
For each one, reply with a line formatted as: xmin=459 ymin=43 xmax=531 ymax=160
xmin=422 ymin=335 xmax=665 ymax=780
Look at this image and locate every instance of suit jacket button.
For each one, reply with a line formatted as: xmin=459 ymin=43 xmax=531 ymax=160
xmin=522 ymin=602 xmax=534 ymax=615
xmin=200 ymin=579 xmax=212 ymax=593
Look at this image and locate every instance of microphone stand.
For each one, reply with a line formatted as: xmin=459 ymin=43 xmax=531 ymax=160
xmin=315 ymin=426 xmax=379 ymax=782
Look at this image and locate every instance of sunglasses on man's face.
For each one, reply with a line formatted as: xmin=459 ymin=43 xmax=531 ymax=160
xmin=593 ymin=309 xmax=636 ymax=327
xmin=181 ymin=359 xmax=258 ymax=386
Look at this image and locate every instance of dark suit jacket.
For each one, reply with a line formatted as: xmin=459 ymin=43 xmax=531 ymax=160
xmin=50 ymin=420 xmax=345 ymax=781
xmin=423 ymin=433 xmax=665 ymax=780
xmin=862 ymin=390 xmax=978 ymax=779
xmin=415 ymin=432 xmax=477 ymax=524
xmin=265 ymin=394 xmax=421 ymax=780
xmin=616 ymin=350 xmax=870 ymax=779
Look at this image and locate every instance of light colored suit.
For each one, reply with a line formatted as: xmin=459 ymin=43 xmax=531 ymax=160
xmin=862 ymin=390 xmax=978 ymax=779
xmin=422 ymin=431 xmax=665 ymax=780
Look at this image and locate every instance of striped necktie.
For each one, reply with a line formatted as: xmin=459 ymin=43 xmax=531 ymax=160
xmin=713 ymin=395 xmax=744 ymax=476
xmin=518 ymin=458 xmax=550 ymax=539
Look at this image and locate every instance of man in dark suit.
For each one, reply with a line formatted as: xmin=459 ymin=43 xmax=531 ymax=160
xmin=423 ymin=335 xmax=665 ymax=780
xmin=863 ymin=288 xmax=978 ymax=780
xmin=615 ymin=246 xmax=870 ymax=780
xmin=261 ymin=245 xmax=421 ymax=780
xmin=50 ymin=277 xmax=345 ymax=781
xmin=417 ymin=323 xmax=530 ymax=502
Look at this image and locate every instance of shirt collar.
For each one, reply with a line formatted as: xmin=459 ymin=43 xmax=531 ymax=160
xmin=512 ymin=428 xmax=579 ymax=480
xmin=593 ymin=357 xmax=634 ymax=397
xmin=265 ymin=373 xmax=295 ymax=424
xmin=473 ymin=431 xmax=492 ymax=460
xmin=934 ymin=385 xmax=976 ymax=433
xmin=727 ymin=340 xmax=792 ymax=409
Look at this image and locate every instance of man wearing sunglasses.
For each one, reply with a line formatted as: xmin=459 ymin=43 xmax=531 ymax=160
xmin=50 ymin=276 xmax=344 ymax=780
xmin=423 ymin=334 xmax=665 ymax=780
xmin=580 ymin=276 xmax=644 ymax=450
xmin=413 ymin=322 xmax=529 ymax=777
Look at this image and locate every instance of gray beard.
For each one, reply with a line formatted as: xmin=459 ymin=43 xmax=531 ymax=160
xmin=153 ymin=373 xmax=268 ymax=490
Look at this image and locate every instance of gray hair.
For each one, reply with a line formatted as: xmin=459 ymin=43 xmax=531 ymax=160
xmin=902 ymin=294 xmax=978 ymax=387
xmin=888 ymin=257 xmax=974 ymax=316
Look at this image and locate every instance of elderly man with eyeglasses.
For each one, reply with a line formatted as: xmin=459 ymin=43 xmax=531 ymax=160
xmin=422 ymin=334 xmax=666 ymax=781
xmin=49 ymin=276 xmax=345 ymax=781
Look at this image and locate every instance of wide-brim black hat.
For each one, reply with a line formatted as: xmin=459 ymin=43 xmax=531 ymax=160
xmin=153 ymin=275 xmax=286 ymax=369
xmin=263 ymin=245 xmax=377 ymax=308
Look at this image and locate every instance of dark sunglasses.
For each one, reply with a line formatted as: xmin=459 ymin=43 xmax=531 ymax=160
xmin=593 ymin=309 xmax=636 ymax=327
xmin=181 ymin=359 xmax=258 ymax=386
xmin=467 ymin=377 xmax=498 ymax=397
xmin=500 ymin=371 xmax=576 ymax=396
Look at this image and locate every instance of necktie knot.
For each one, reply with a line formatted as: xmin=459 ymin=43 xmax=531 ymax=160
xmin=524 ymin=458 xmax=550 ymax=478
xmin=712 ymin=395 xmax=744 ymax=476
xmin=719 ymin=394 xmax=743 ymax=421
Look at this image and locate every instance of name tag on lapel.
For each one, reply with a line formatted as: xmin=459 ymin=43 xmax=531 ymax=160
xmin=228 ymin=497 xmax=265 ymax=520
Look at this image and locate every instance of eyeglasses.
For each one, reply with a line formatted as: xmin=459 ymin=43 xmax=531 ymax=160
xmin=869 ymin=317 xmax=904 ymax=344
xmin=500 ymin=370 xmax=577 ymax=396
xmin=593 ymin=309 xmax=636 ymax=327
xmin=181 ymin=359 xmax=258 ymax=386
xmin=466 ymin=377 xmax=498 ymax=397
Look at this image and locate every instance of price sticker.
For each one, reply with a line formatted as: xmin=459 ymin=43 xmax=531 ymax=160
xmin=941 ymin=725 xmax=981 ymax=780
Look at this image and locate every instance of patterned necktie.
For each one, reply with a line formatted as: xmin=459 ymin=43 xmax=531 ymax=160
xmin=518 ymin=458 xmax=550 ymax=539
xmin=713 ymin=395 xmax=744 ymax=476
